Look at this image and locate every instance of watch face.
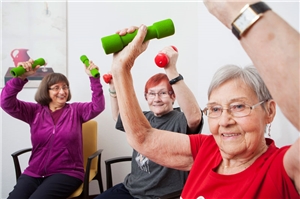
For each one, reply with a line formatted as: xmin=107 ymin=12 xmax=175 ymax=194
xmin=234 ymin=8 xmax=258 ymax=32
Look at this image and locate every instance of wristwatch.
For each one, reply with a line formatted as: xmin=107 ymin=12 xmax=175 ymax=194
xmin=232 ymin=2 xmax=271 ymax=39
xmin=169 ymin=74 xmax=183 ymax=85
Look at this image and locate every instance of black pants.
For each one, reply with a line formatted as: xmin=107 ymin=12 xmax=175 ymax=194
xmin=94 ymin=183 xmax=138 ymax=199
xmin=7 ymin=174 xmax=82 ymax=199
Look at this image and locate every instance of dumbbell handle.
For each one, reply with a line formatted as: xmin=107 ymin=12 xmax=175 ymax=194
xmin=101 ymin=19 xmax=175 ymax=55
xmin=10 ymin=58 xmax=46 ymax=77
xmin=154 ymin=46 xmax=178 ymax=68
xmin=80 ymin=55 xmax=100 ymax=78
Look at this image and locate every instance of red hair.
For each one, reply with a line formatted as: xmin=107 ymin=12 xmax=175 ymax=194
xmin=144 ymin=73 xmax=174 ymax=97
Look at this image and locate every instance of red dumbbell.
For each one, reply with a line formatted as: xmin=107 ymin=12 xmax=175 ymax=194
xmin=154 ymin=46 xmax=178 ymax=68
xmin=103 ymin=73 xmax=112 ymax=84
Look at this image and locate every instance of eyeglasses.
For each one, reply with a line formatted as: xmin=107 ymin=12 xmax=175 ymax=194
xmin=146 ymin=91 xmax=173 ymax=99
xmin=48 ymin=85 xmax=69 ymax=92
xmin=202 ymin=100 xmax=267 ymax=118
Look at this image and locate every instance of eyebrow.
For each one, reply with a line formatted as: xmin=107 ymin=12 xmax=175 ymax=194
xmin=207 ymin=97 xmax=248 ymax=106
xmin=148 ymin=89 xmax=167 ymax=93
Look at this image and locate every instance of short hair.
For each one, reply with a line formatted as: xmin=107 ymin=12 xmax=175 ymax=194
xmin=35 ymin=73 xmax=72 ymax=105
xmin=208 ymin=65 xmax=272 ymax=106
xmin=144 ymin=73 xmax=174 ymax=99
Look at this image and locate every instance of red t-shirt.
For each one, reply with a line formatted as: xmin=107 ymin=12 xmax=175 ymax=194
xmin=181 ymin=135 xmax=299 ymax=199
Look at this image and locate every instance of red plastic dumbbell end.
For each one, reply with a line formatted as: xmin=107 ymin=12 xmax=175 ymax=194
xmin=154 ymin=46 xmax=178 ymax=68
xmin=103 ymin=74 xmax=112 ymax=84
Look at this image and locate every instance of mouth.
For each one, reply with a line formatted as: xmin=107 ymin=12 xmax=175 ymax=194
xmin=56 ymin=95 xmax=66 ymax=100
xmin=153 ymin=104 xmax=164 ymax=107
xmin=222 ymin=133 xmax=240 ymax=137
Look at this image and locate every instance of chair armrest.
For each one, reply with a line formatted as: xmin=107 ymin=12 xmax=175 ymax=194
xmin=105 ymin=156 xmax=132 ymax=189
xmin=11 ymin=148 xmax=32 ymax=181
xmin=105 ymin=156 xmax=132 ymax=165
xmin=11 ymin=148 xmax=32 ymax=157
xmin=83 ymin=149 xmax=104 ymax=196
xmin=87 ymin=149 xmax=103 ymax=161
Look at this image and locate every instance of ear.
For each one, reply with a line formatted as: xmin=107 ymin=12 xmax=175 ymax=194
xmin=265 ymin=100 xmax=276 ymax=123
xmin=171 ymin=93 xmax=176 ymax=104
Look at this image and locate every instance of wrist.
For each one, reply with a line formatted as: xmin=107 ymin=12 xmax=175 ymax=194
xmin=206 ymin=2 xmax=248 ymax=29
xmin=231 ymin=1 xmax=271 ymax=39
xmin=169 ymin=74 xmax=183 ymax=85
xmin=17 ymin=76 xmax=27 ymax=81
xmin=108 ymin=88 xmax=117 ymax=98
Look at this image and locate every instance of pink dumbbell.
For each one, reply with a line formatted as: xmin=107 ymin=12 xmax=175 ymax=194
xmin=154 ymin=46 xmax=178 ymax=68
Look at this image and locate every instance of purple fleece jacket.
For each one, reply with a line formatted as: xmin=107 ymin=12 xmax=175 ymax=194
xmin=0 ymin=77 xmax=105 ymax=181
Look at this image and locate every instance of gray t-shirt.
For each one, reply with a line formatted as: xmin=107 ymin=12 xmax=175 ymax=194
xmin=116 ymin=110 xmax=189 ymax=199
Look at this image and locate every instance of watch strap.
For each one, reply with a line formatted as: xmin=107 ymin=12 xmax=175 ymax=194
xmin=169 ymin=74 xmax=183 ymax=85
xmin=250 ymin=1 xmax=271 ymax=14
xmin=232 ymin=2 xmax=271 ymax=39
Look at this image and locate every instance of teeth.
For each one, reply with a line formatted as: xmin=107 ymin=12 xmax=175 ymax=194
xmin=222 ymin=133 xmax=239 ymax=137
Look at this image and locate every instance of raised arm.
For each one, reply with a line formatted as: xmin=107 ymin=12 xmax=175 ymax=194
xmin=79 ymin=61 xmax=105 ymax=121
xmin=108 ymin=76 xmax=119 ymax=121
xmin=161 ymin=46 xmax=202 ymax=133
xmin=204 ymin=0 xmax=300 ymax=193
xmin=111 ymin=25 xmax=194 ymax=171
xmin=204 ymin=0 xmax=300 ymax=130
xmin=0 ymin=59 xmax=40 ymax=123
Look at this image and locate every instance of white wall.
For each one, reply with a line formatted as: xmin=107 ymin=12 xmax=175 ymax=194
xmin=1 ymin=1 xmax=299 ymax=198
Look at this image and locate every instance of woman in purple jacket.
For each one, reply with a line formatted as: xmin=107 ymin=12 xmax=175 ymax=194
xmin=1 ymin=59 xmax=105 ymax=199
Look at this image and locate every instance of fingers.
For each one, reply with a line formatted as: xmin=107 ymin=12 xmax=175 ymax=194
xmin=86 ymin=60 xmax=99 ymax=70
xmin=17 ymin=60 xmax=34 ymax=71
xmin=116 ymin=26 xmax=139 ymax=36
xmin=134 ymin=25 xmax=147 ymax=45
xmin=160 ymin=46 xmax=177 ymax=54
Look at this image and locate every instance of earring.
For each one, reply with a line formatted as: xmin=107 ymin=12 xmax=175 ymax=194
xmin=268 ymin=123 xmax=272 ymax=137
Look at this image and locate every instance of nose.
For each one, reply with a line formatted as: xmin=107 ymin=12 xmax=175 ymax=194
xmin=218 ymin=109 xmax=234 ymax=126
xmin=58 ymin=87 xmax=65 ymax=93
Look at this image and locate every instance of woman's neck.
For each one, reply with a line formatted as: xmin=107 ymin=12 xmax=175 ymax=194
xmin=49 ymin=104 xmax=65 ymax=112
xmin=218 ymin=143 xmax=268 ymax=175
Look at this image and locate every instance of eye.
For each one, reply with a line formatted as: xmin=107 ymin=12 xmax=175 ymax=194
xmin=149 ymin=92 xmax=156 ymax=96
xmin=210 ymin=106 xmax=222 ymax=113
xmin=230 ymin=103 xmax=246 ymax=111
xmin=160 ymin=91 xmax=168 ymax=96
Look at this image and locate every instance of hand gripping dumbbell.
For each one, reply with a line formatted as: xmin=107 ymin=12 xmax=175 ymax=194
xmin=154 ymin=46 xmax=178 ymax=68
xmin=80 ymin=55 xmax=100 ymax=78
xmin=10 ymin=58 xmax=46 ymax=77
xmin=101 ymin=19 xmax=175 ymax=54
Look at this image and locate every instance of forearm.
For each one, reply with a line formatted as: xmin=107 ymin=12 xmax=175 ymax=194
xmin=109 ymin=84 xmax=119 ymax=121
xmin=165 ymin=67 xmax=202 ymax=132
xmin=1 ymin=78 xmax=26 ymax=111
xmin=204 ymin=1 xmax=300 ymax=130
xmin=112 ymin=66 xmax=151 ymax=147
xmin=171 ymin=79 xmax=202 ymax=132
xmin=240 ymin=11 xmax=299 ymax=130
xmin=81 ymin=77 xmax=105 ymax=121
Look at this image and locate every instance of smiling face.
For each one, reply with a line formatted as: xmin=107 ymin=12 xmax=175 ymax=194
xmin=48 ymin=82 xmax=69 ymax=110
xmin=146 ymin=82 xmax=175 ymax=117
xmin=208 ymin=78 xmax=272 ymax=159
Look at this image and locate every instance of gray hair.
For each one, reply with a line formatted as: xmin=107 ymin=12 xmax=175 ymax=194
xmin=207 ymin=65 xmax=272 ymax=105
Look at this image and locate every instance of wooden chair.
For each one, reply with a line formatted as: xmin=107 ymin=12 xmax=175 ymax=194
xmin=11 ymin=120 xmax=104 ymax=199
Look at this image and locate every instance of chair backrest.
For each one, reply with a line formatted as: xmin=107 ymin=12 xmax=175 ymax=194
xmin=82 ymin=120 xmax=98 ymax=171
